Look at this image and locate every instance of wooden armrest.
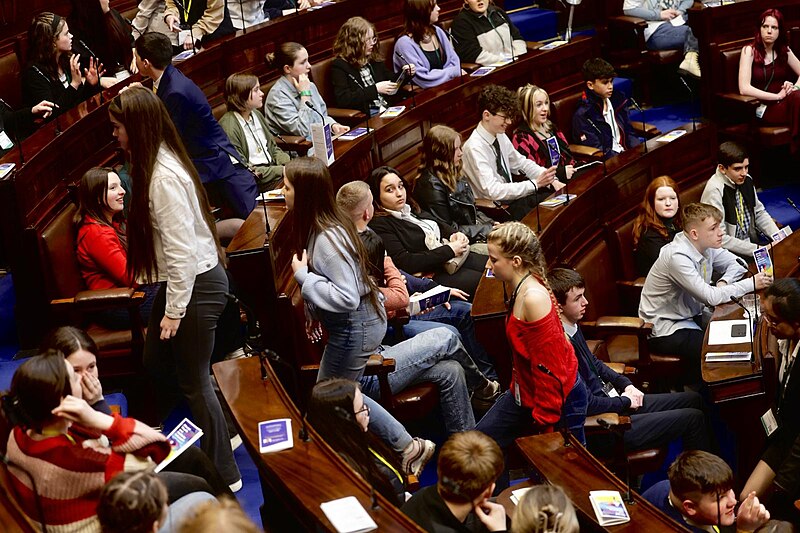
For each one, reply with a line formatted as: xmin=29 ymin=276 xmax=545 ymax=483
xmin=461 ymin=62 xmax=480 ymax=73
xmin=328 ymin=108 xmax=366 ymax=120
xmin=617 ymin=278 xmax=645 ymax=289
xmin=52 ymin=288 xmax=144 ymax=312
xmin=719 ymin=93 xmax=759 ymax=105
xmin=569 ymin=144 xmax=603 ymax=160
xmin=406 ymin=474 xmax=420 ymax=492
xmin=607 ymin=15 xmax=648 ymax=29
xmin=585 ymin=413 xmax=620 ymax=428
xmin=595 ymin=316 xmax=645 ymax=329
xmin=605 ymin=362 xmax=637 ymax=375
xmin=630 ymin=121 xmax=660 ymax=138
xmin=364 ymin=354 xmax=396 ymax=375
xmin=525 ymin=41 xmax=542 ymax=51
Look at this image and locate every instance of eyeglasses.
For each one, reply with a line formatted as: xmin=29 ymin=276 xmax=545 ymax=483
xmin=365 ymin=35 xmax=378 ymax=45
xmin=355 ymin=403 xmax=370 ymax=417
xmin=491 ymin=112 xmax=512 ymax=123
xmin=763 ymin=312 xmax=781 ymax=327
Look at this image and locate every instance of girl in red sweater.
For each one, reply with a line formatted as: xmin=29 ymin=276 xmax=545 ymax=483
xmin=476 ymin=222 xmax=587 ymax=462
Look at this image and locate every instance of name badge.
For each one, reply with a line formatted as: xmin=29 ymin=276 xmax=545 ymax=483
xmin=0 ymin=131 xmax=13 ymax=150
xmin=601 ymin=381 xmax=619 ymax=398
xmin=761 ymin=408 xmax=778 ymax=437
xmin=755 ymin=104 xmax=767 ymax=119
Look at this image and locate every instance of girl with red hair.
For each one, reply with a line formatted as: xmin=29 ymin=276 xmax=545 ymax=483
xmin=632 ymin=176 xmax=682 ymax=277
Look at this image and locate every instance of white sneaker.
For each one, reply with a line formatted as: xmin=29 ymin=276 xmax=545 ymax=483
xmin=229 ymin=479 xmax=243 ymax=493
xmin=401 ymin=438 xmax=435 ymax=477
xmin=678 ymin=51 xmax=701 ymax=78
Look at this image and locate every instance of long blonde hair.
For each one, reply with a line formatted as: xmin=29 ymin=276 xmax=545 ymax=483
xmin=419 ymin=124 xmax=462 ymax=192
xmin=487 ymin=222 xmax=549 ymax=286
xmin=518 ymin=84 xmax=554 ymax=135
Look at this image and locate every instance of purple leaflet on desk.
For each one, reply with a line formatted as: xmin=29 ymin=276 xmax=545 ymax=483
xmin=259 ymin=418 xmax=293 ymax=453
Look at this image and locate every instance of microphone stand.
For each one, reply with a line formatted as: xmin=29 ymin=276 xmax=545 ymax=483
xmin=492 ymin=200 xmax=513 ymax=220
xmin=238 ymin=0 xmax=247 ymax=34
xmin=731 ymin=295 xmax=756 ymax=358
xmin=537 ymin=363 xmax=570 ymax=447
xmin=736 ymin=257 xmax=759 ymax=325
xmin=345 ymin=73 xmax=372 ymax=134
xmin=395 ymin=52 xmax=416 ymax=109
xmin=305 ymin=100 xmax=326 ymax=123
xmin=679 ymin=76 xmax=696 ymax=132
xmin=32 ymin=66 xmax=62 ymax=136
xmin=597 ymin=418 xmax=636 ymax=505
xmin=445 ymin=29 xmax=465 ymax=83
xmin=787 ymin=197 xmax=800 ymax=217
xmin=629 ymin=97 xmax=647 ymax=154
xmin=520 ymin=169 xmax=541 ymax=232
xmin=491 ymin=9 xmax=514 ymax=63
xmin=586 ymin=118 xmax=606 ymax=175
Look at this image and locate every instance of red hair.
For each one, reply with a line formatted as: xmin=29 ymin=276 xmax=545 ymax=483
xmin=750 ymin=9 xmax=789 ymax=64
xmin=632 ymin=176 xmax=682 ymax=249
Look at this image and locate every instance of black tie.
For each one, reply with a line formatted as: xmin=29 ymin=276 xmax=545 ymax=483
xmin=492 ymin=138 xmax=511 ymax=182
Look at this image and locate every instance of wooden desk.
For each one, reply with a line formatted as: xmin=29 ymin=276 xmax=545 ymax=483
xmin=514 ymin=433 xmax=690 ymax=532
xmin=212 ymin=356 xmax=424 ymax=532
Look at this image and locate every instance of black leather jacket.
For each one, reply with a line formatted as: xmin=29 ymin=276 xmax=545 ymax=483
xmin=414 ymin=168 xmax=495 ymax=243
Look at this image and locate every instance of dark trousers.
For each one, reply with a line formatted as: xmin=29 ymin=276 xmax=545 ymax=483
xmin=159 ymin=445 xmax=233 ymax=499
xmin=432 ymin=252 xmax=489 ymax=297
xmin=143 ymin=263 xmax=241 ymax=485
xmin=648 ymin=327 xmax=704 ymax=386
xmin=589 ymin=391 xmax=711 ymax=455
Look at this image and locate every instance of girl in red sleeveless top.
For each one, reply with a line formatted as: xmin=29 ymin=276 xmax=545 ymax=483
xmin=476 ymin=222 xmax=587 ymax=468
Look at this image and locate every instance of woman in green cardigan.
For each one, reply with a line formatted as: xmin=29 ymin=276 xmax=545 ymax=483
xmin=219 ymin=73 xmax=291 ymax=193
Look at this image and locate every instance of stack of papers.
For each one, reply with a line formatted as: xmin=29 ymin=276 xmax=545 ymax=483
xmin=589 ymin=490 xmax=630 ymax=526
xmin=320 ymin=496 xmax=377 ymax=533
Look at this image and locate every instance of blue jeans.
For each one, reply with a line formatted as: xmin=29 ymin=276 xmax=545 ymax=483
xmin=647 ymin=23 xmax=698 ymax=54
xmin=407 ymin=299 xmax=498 ymax=380
xmin=361 ymin=328 xmax=487 ymax=434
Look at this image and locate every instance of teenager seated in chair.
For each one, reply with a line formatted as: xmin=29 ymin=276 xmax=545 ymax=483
xmin=512 ymin=84 xmax=576 ymax=185
xmin=402 ymin=431 xmax=507 ymax=533
xmin=308 ymin=378 xmax=408 ymax=506
xmin=639 ymin=203 xmax=772 ymax=387
xmin=3 ymin=351 xmax=231 ymax=533
xmin=741 ymin=279 xmax=800 ymax=522
xmin=284 ymin=157 xmax=495 ymax=474
xmin=738 ymin=8 xmax=800 ymax=155
xmin=75 ymin=167 xmax=159 ymax=330
xmin=642 ymin=451 xmax=775 ymax=533
xmin=332 ymin=17 xmax=414 ymax=115
xmin=367 ymin=165 xmax=489 ymax=297
xmin=98 ymin=470 xmax=216 ymax=533
xmin=414 ymin=125 xmax=497 ymax=251
xmin=462 ymin=85 xmax=562 ymax=221
xmin=219 ymin=73 xmax=290 ymax=194
xmin=393 ymin=0 xmax=464 ymax=90
xmin=549 ymin=267 xmax=712 ymax=457
xmin=632 ymin=175 xmax=682 ymax=277
xmin=572 ymin=58 xmax=640 ymax=160
xmin=475 ymin=223 xmax=587 ymax=487
xmin=264 ymin=42 xmax=350 ymax=155
xmin=338 ymin=179 xmax=499 ymax=381
xmin=450 ymin=0 xmax=526 ymax=66
xmin=511 ymin=485 xmax=579 ymax=533
xmin=622 ymin=0 xmax=701 ymax=78
xmin=701 ymin=141 xmax=779 ymax=258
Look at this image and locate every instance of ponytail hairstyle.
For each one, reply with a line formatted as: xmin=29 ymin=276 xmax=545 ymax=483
xmin=487 ymin=222 xmax=549 ymax=287
xmin=97 ymin=471 xmax=168 ymax=533
xmin=281 ymin=157 xmax=382 ymax=314
xmin=27 ymin=12 xmax=69 ymax=80
xmin=108 ymin=86 xmax=221 ymax=284
xmin=74 ymin=167 xmax=128 ymax=248
xmin=266 ymin=42 xmax=306 ymax=75
xmin=307 ymin=379 xmax=404 ymax=504
xmin=419 ymin=124 xmax=462 ymax=193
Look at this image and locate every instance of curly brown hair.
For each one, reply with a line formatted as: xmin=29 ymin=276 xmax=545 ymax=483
xmin=333 ymin=17 xmax=383 ymax=67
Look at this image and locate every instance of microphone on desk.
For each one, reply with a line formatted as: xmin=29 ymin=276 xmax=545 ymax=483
xmin=585 ymin=118 xmax=607 ymax=176
xmin=596 ymin=417 xmax=636 ymax=505
xmin=488 ymin=8 xmax=515 ymax=63
xmin=0 ymin=97 xmax=25 ymax=164
xmin=442 ymin=29 xmax=465 ymax=83
xmin=32 ymin=65 xmax=62 ymax=136
xmin=536 ymin=363 xmax=570 ymax=448
xmin=787 ymin=197 xmax=800 ymax=217
xmin=735 ymin=257 xmax=760 ymax=326
xmin=628 ymin=96 xmax=648 ymax=154
xmin=254 ymin=346 xmax=312 ymax=442
xmin=394 ymin=51 xmax=417 ymax=109
xmin=345 ymin=73 xmax=372 ymax=134
xmin=492 ymin=200 xmax=513 ymax=220
xmin=678 ymin=76 xmax=697 ymax=132
xmin=304 ymin=100 xmax=327 ymax=124
xmin=730 ymin=295 xmax=756 ymax=359
xmin=519 ymin=169 xmax=542 ymax=231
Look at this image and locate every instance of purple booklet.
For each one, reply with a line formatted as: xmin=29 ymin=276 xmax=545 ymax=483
xmin=259 ymin=418 xmax=293 ymax=453
xmin=155 ymin=418 xmax=203 ymax=472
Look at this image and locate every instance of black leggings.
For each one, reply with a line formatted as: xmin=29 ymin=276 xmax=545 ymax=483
xmin=158 ymin=445 xmax=233 ymax=501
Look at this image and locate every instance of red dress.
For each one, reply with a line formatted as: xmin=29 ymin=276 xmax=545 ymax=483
xmin=506 ymin=285 xmax=578 ymax=427
xmin=76 ymin=215 xmax=134 ymax=290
